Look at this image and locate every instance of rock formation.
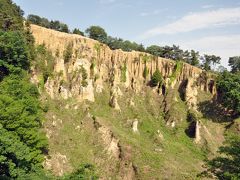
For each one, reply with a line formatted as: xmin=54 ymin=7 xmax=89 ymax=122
xmin=30 ymin=24 xmax=216 ymax=106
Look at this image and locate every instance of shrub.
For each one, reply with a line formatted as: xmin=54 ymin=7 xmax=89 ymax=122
xmin=143 ymin=66 xmax=149 ymax=79
xmin=151 ymin=69 xmax=163 ymax=86
xmin=63 ymin=43 xmax=73 ymax=63
xmin=63 ymin=164 xmax=98 ymax=180
xmin=120 ymin=63 xmax=127 ymax=82
xmin=80 ymin=66 xmax=88 ymax=87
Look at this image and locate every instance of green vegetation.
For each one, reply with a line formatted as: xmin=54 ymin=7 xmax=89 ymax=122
xmin=0 ymin=31 xmax=30 ymax=72
xmin=0 ymin=1 xmax=96 ymax=178
xmin=228 ymin=56 xmax=240 ymax=73
xmin=86 ymin=26 xmax=107 ymax=43
xmin=120 ymin=63 xmax=127 ymax=82
xmin=63 ymin=42 xmax=73 ymax=63
xmin=80 ymin=65 xmax=88 ymax=87
xmin=217 ymin=71 xmax=240 ymax=116
xmin=203 ymin=134 xmax=240 ymax=179
xmin=146 ymin=45 xmax=200 ymax=66
xmin=201 ymin=54 xmax=221 ymax=71
xmin=169 ymin=61 xmax=183 ymax=85
xmin=94 ymin=43 xmax=101 ymax=60
xmin=27 ymin=13 xmax=224 ymax=70
xmin=142 ymin=54 xmax=150 ymax=79
xmin=2 ymin=1 xmax=240 ymax=179
xmin=151 ymin=68 xmax=163 ymax=86
xmin=73 ymin=28 xmax=84 ymax=36
xmin=90 ymin=60 xmax=96 ymax=79
xmin=0 ymin=0 xmax=24 ymax=31
xmin=0 ymin=71 xmax=48 ymax=178
xmin=27 ymin=14 xmax=70 ymax=33
xmin=63 ymin=164 xmax=98 ymax=180
xmin=143 ymin=66 xmax=149 ymax=79
xmin=34 ymin=44 xmax=55 ymax=83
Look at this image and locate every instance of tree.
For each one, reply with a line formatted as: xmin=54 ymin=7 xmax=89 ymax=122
xmin=60 ymin=23 xmax=69 ymax=33
xmin=49 ymin=20 xmax=61 ymax=31
xmin=73 ymin=28 xmax=84 ymax=36
xmin=85 ymin=26 xmax=107 ymax=43
xmin=217 ymin=71 xmax=240 ymax=116
xmin=201 ymin=54 xmax=221 ymax=71
xmin=189 ymin=50 xmax=200 ymax=66
xmin=0 ymin=31 xmax=30 ymax=71
xmin=0 ymin=0 xmax=24 ymax=31
xmin=229 ymin=56 xmax=240 ymax=73
xmin=0 ymin=1 xmax=48 ymax=178
xmin=27 ymin=14 xmax=42 ymax=25
xmin=0 ymin=72 xmax=48 ymax=178
xmin=217 ymin=65 xmax=227 ymax=73
xmin=151 ymin=69 xmax=163 ymax=86
xmin=146 ymin=45 xmax=162 ymax=57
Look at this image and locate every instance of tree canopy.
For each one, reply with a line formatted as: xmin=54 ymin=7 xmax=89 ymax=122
xmin=229 ymin=56 xmax=240 ymax=73
xmin=201 ymin=54 xmax=221 ymax=71
xmin=217 ymin=71 xmax=240 ymax=116
xmin=73 ymin=28 xmax=84 ymax=36
xmin=85 ymin=25 xmax=107 ymax=42
xmin=0 ymin=0 xmax=24 ymax=31
xmin=27 ymin=14 xmax=69 ymax=33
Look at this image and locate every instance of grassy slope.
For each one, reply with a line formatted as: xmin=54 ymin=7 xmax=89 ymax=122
xmin=42 ymin=84 xmax=220 ymax=179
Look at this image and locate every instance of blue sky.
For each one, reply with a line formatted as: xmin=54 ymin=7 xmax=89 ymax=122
xmin=13 ymin=0 xmax=240 ymax=68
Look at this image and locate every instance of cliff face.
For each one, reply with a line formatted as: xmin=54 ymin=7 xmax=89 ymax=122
xmin=30 ymin=25 xmax=225 ymax=178
xmin=30 ymin=24 xmax=216 ymax=109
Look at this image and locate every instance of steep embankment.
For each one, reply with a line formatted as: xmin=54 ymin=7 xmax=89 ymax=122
xmin=30 ymin=24 xmax=224 ymax=179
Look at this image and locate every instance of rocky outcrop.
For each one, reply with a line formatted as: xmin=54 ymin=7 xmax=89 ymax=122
xmin=93 ymin=117 xmax=136 ymax=179
xmin=30 ymin=24 xmax=216 ymax=104
xmin=194 ymin=120 xmax=201 ymax=144
xmin=185 ymin=78 xmax=198 ymax=110
xmin=44 ymin=152 xmax=72 ymax=176
xmin=132 ymin=119 xmax=139 ymax=133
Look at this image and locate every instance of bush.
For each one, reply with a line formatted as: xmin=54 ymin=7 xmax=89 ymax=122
xmin=151 ymin=69 xmax=163 ymax=86
xmin=62 ymin=164 xmax=98 ymax=180
xmin=35 ymin=44 xmax=55 ymax=83
xmin=80 ymin=66 xmax=88 ymax=87
xmin=203 ymin=135 xmax=240 ymax=179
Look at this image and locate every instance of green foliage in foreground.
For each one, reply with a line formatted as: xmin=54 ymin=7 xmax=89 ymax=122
xmin=204 ymin=134 xmax=240 ymax=179
xmin=0 ymin=30 xmax=30 ymax=72
xmin=62 ymin=164 xmax=98 ymax=180
xmin=0 ymin=0 xmax=24 ymax=31
xmin=0 ymin=70 xmax=48 ymax=178
xmin=217 ymin=71 xmax=240 ymax=116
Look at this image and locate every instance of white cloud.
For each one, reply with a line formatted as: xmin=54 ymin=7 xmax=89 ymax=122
xmin=140 ymin=7 xmax=240 ymax=39
xmin=180 ymin=34 xmax=240 ymax=67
